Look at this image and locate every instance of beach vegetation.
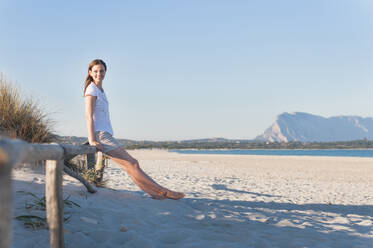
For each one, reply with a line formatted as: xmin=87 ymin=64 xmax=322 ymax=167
xmin=65 ymin=155 xmax=108 ymax=187
xmin=0 ymin=75 xmax=56 ymax=143
xmin=15 ymin=191 xmax=80 ymax=230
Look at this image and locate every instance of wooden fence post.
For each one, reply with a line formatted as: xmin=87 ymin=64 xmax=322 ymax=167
xmin=95 ymin=151 xmax=104 ymax=171
xmin=0 ymin=137 xmax=98 ymax=248
xmin=0 ymin=148 xmax=11 ymax=248
xmin=86 ymin=153 xmax=95 ymax=170
xmin=46 ymin=159 xmax=64 ymax=248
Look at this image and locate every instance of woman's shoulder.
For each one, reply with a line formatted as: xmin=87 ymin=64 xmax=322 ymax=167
xmin=85 ymin=83 xmax=99 ymax=96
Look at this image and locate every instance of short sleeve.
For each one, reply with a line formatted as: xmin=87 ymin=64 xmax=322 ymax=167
xmin=85 ymin=83 xmax=98 ymax=97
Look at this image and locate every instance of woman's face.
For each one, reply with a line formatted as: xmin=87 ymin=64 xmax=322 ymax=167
xmin=89 ymin=64 xmax=106 ymax=84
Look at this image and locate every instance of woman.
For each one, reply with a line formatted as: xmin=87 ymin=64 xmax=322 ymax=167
xmin=84 ymin=59 xmax=184 ymax=200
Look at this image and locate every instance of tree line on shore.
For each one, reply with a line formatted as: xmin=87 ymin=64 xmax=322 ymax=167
xmin=58 ymin=136 xmax=373 ymax=150
xmin=121 ymin=139 xmax=373 ymax=150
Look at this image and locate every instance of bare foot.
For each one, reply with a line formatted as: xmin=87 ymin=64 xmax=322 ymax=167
xmin=147 ymin=190 xmax=167 ymax=200
xmin=148 ymin=189 xmax=184 ymax=200
xmin=164 ymin=190 xmax=185 ymax=200
xmin=151 ymin=194 xmax=167 ymax=200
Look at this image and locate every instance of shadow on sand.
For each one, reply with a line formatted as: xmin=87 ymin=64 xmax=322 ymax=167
xmin=10 ymin=178 xmax=373 ymax=248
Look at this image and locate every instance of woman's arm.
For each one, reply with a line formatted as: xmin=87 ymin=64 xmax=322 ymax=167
xmin=85 ymin=95 xmax=103 ymax=151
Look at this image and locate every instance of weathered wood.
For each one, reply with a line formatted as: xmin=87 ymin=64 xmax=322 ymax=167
xmin=63 ymin=154 xmax=78 ymax=162
xmin=81 ymin=141 xmax=95 ymax=170
xmin=0 ymin=137 xmax=97 ymax=168
xmin=63 ymin=152 xmax=98 ymax=193
xmin=23 ymin=143 xmax=64 ymax=162
xmin=94 ymin=152 xmax=105 ymax=183
xmin=0 ymin=137 xmax=64 ymax=165
xmin=0 ymin=138 xmax=27 ymax=166
xmin=46 ymin=160 xmax=64 ymax=248
xmin=60 ymin=144 xmax=97 ymax=158
xmin=86 ymin=154 xmax=95 ymax=170
xmin=63 ymin=165 xmax=97 ymax=193
xmin=95 ymin=152 xmax=104 ymax=171
xmin=0 ymin=148 xmax=12 ymax=248
xmin=0 ymin=137 xmax=99 ymax=248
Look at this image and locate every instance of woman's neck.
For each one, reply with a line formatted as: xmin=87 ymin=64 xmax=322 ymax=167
xmin=93 ymin=81 xmax=103 ymax=91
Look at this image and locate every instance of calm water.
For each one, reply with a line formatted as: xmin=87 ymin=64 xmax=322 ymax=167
xmin=171 ymin=149 xmax=373 ymax=158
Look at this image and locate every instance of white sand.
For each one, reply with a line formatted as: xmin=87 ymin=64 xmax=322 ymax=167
xmin=11 ymin=150 xmax=373 ymax=248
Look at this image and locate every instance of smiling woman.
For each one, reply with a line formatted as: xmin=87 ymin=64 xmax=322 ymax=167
xmin=83 ymin=59 xmax=184 ymax=200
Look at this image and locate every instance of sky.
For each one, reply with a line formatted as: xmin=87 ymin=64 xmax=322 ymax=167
xmin=1 ymin=0 xmax=373 ymax=141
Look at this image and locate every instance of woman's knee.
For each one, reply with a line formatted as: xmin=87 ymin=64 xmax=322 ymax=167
xmin=130 ymin=158 xmax=140 ymax=168
xmin=107 ymin=148 xmax=138 ymax=166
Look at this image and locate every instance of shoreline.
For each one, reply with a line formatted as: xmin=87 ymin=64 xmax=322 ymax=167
xmin=169 ymin=148 xmax=373 ymax=159
xmin=169 ymin=148 xmax=373 ymax=151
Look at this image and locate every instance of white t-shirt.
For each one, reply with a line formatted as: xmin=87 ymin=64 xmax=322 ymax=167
xmin=85 ymin=83 xmax=114 ymax=135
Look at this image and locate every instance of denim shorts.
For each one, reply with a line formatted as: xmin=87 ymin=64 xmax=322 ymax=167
xmin=95 ymin=131 xmax=122 ymax=153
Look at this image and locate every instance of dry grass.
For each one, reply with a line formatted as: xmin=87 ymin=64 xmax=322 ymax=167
xmin=15 ymin=191 xmax=80 ymax=230
xmin=66 ymin=154 xmax=108 ymax=186
xmin=0 ymin=75 xmax=56 ymax=143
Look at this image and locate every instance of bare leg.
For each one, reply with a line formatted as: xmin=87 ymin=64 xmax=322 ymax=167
xmin=106 ymin=147 xmax=184 ymax=200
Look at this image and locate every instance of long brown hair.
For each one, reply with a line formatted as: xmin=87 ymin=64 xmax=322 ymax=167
xmin=83 ymin=59 xmax=107 ymax=96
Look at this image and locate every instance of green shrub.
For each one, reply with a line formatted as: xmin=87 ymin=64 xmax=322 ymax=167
xmin=0 ymin=75 xmax=56 ymax=143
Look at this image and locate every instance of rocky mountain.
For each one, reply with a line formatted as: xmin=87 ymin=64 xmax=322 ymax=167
xmin=256 ymin=112 xmax=373 ymax=142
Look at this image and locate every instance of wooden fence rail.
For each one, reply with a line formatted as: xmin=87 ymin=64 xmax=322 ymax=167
xmin=0 ymin=136 xmax=97 ymax=248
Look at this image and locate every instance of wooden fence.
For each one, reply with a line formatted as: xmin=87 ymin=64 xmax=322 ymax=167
xmin=0 ymin=136 xmax=98 ymax=248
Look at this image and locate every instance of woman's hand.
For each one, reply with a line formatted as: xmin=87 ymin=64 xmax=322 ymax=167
xmin=90 ymin=141 xmax=103 ymax=151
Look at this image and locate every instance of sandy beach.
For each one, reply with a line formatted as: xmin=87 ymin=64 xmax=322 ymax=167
xmin=11 ymin=150 xmax=373 ymax=248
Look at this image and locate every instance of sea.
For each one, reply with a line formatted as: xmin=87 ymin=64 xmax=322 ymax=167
xmin=171 ymin=149 xmax=373 ymax=158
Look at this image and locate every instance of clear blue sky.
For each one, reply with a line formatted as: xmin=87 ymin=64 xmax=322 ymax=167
xmin=1 ymin=0 xmax=373 ymax=140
